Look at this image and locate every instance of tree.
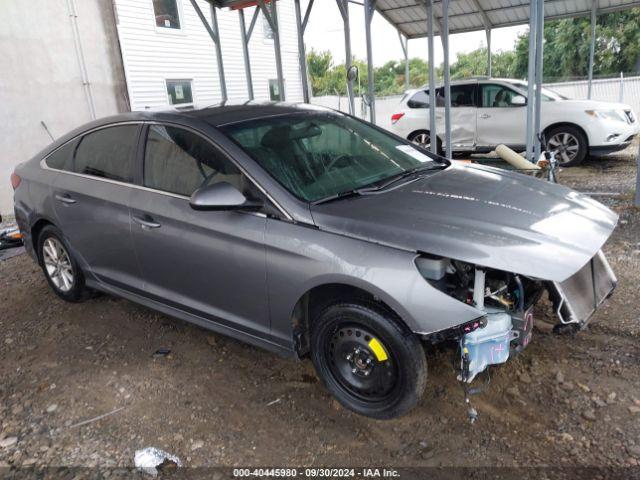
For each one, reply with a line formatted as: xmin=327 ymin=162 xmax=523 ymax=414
xmin=513 ymin=7 xmax=640 ymax=80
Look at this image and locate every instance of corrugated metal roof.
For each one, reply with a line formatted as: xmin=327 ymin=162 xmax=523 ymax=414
xmin=376 ymin=0 xmax=640 ymax=38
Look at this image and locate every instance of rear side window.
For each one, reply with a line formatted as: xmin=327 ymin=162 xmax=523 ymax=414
xmin=143 ymin=125 xmax=242 ymax=197
xmin=450 ymin=84 xmax=477 ymax=107
xmin=45 ymin=141 xmax=76 ymax=171
xmin=73 ymin=125 xmax=139 ymax=182
xmin=407 ymin=90 xmax=429 ymax=108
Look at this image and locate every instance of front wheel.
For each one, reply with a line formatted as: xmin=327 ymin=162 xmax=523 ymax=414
xmin=545 ymin=125 xmax=588 ymax=166
xmin=310 ymin=302 xmax=427 ymax=419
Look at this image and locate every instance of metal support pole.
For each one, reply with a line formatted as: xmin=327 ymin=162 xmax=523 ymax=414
xmin=635 ymin=143 xmax=640 ymax=207
xmin=294 ymin=0 xmax=313 ymax=103
xmin=258 ymin=0 xmax=285 ymax=101
xmin=189 ymin=0 xmax=227 ymax=102
xmin=426 ymin=0 xmax=437 ymax=155
xmin=398 ymin=31 xmax=409 ymax=92
xmin=533 ymin=0 xmax=544 ymax=162
xmin=364 ymin=0 xmax=377 ymax=123
xmin=486 ymin=28 xmax=492 ymax=78
xmin=239 ymin=9 xmax=255 ymax=100
xmin=587 ymin=0 xmax=597 ymax=99
xmin=337 ymin=0 xmax=355 ymax=115
xmin=525 ymin=0 xmax=537 ymax=163
xmin=441 ymin=0 xmax=452 ymax=159
xmin=66 ymin=0 xmax=96 ymax=119
xmin=619 ymin=72 xmax=624 ymax=103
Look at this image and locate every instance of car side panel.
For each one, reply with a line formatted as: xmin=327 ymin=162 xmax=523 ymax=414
xmin=265 ymin=219 xmax=483 ymax=347
xmin=51 ymin=173 xmax=141 ymax=289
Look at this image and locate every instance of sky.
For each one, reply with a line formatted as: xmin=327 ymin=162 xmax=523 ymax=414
xmin=304 ymin=2 xmax=528 ymax=68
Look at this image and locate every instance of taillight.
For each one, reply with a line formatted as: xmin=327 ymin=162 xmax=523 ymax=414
xmin=10 ymin=172 xmax=21 ymax=190
xmin=391 ymin=112 xmax=405 ymax=124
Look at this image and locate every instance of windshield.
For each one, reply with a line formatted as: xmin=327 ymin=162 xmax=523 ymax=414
xmin=506 ymin=81 xmax=570 ymax=101
xmin=222 ymin=112 xmax=442 ymax=202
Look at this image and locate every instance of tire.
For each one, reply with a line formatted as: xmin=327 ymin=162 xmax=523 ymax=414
xmin=408 ymin=130 xmax=442 ymax=156
xmin=37 ymin=225 xmax=89 ymax=302
xmin=545 ymin=125 xmax=588 ymax=166
xmin=310 ymin=302 xmax=427 ymax=419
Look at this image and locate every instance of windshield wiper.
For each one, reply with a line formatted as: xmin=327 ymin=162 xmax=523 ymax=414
xmin=363 ymin=163 xmax=447 ymax=192
xmin=312 ymin=189 xmax=363 ymax=206
xmin=312 ymin=164 xmax=447 ymax=205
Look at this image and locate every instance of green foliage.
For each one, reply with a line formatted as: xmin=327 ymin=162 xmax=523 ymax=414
xmin=306 ymin=8 xmax=640 ymax=96
xmin=449 ymin=48 xmax=518 ymax=79
xmin=513 ymin=8 xmax=640 ymax=80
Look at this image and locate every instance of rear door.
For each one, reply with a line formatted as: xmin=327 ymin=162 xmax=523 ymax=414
xmin=440 ymin=83 xmax=478 ymax=150
xmin=129 ymin=123 xmax=271 ymax=338
xmin=476 ymin=83 xmax=527 ymax=148
xmin=50 ymin=123 xmax=142 ymax=288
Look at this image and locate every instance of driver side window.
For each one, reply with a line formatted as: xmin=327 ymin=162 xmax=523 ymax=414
xmin=143 ymin=124 xmax=243 ymax=197
xmin=481 ymin=84 xmax=519 ymax=108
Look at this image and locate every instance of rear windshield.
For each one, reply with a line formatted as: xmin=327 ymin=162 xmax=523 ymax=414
xmin=221 ymin=113 xmax=439 ymax=202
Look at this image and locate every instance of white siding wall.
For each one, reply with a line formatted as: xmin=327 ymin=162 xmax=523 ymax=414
xmin=114 ymin=0 xmax=303 ymax=111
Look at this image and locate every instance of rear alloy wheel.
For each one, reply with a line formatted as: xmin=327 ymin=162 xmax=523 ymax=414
xmin=546 ymin=126 xmax=587 ymax=166
xmin=38 ymin=225 xmax=89 ymax=302
xmin=408 ymin=130 xmax=441 ymax=155
xmin=310 ymin=302 xmax=427 ymax=419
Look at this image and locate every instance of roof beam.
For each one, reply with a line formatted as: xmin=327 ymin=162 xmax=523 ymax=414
xmin=470 ymin=0 xmax=492 ymax=29
xmin=382 ymin=0 xmax=640 ymax=38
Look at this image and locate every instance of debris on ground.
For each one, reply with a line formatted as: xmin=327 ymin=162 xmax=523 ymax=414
xmin=134 ymin=447 xmax=182 ymax=477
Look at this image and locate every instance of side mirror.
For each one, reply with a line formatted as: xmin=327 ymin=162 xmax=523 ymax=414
xmin=510 ymin=95 xmax=526 ymax=106
xmin=189 ymin=182 xmax=262 ymax=212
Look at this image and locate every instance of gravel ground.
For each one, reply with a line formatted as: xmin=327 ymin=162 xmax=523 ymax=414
xmin=1 ymin=144 xmax=639 ymax=475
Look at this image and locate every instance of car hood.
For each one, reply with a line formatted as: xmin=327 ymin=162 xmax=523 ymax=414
xmin=310 ymin=164 xmax=618 ymax=282
xmin=555 ymin=99 xmax=633 ymax=111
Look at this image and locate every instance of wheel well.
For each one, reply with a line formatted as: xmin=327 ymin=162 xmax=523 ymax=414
xmin=291 ymin=283 xmax=400 ymax=357
xmin=543 ymin=123 xmax=589 ymax=147
xmin=30 ymin=219 xmax=54 ymax=260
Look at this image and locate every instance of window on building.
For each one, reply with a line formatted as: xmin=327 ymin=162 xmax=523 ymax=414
xmin=144 ymin=125 xmax=243 ymax=197
xmin=153 ymin=0 xmax=181 ymax=30
xmin=269 ymin=79 xmax=283 ymax=101
xmin=166 ymin=80 xmax=193 ymax=106
xmin=73 ymin=125 xmax=138 ymax=182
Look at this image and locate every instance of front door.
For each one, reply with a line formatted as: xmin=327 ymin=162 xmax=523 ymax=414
xmin=476 ymin=83 xmax=527 ymax=148
xmin=129 ymin=124 xmax=270 ymax=338
xmin=51 ymin=124 xmax=142 ymax=288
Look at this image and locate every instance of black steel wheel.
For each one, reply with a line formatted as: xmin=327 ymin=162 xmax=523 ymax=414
xmin=311 ymin=302 xmax=427 ymax=419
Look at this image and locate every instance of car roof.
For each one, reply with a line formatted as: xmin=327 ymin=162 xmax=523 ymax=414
xmin=98 ymin=102 xmax=334 ymax=129
xmin=409 ymin=78 xmax=524 ymax=93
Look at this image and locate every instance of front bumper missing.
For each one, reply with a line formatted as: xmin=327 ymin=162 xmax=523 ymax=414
xmin=551 ymin=250 xmax=616 ymax=328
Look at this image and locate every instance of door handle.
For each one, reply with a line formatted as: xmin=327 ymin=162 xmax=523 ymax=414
xmin=132 ymin=215 xmax=161 ymax=229
xmin=479 ymin=113 xmax=491 ymax=119
xmin=55 ymin=193 xmax=77 ymax=205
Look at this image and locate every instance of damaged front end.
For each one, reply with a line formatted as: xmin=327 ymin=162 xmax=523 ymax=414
xmin=417 ymin=251 xmax=616 ymax=415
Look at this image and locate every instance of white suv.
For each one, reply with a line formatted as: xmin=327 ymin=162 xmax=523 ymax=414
xmin=389 ymin=78 xmax=639 ymax=166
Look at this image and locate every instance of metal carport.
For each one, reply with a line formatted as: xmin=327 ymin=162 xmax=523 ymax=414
xmin=192 ymin=0 xmax=639 ymax=200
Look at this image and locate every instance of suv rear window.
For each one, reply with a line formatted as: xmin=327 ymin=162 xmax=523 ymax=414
xmin=407 ymin=90 xmax=429 ymax=108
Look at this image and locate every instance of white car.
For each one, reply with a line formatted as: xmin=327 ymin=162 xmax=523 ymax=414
xmin=389 ymin=78 xmax=639 ymax=166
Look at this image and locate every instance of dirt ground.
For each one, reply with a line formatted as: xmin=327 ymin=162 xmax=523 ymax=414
xmin=1 ymin=145 xmax=639 ymax=475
